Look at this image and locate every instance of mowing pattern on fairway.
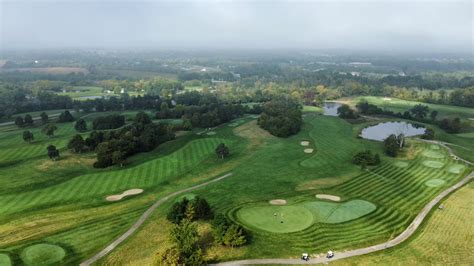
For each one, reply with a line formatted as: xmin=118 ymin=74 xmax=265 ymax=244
xmin=21 ymin=243 xmax=66 ymax=265
xmin=0 ymin=137 xmax=226 ymax=216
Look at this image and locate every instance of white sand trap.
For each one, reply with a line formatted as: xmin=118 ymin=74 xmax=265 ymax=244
xmin=106 ymin=189 xmax=144 ymax=201
xmin=206 ymin=131 xmax=216 ymax=135
xmin=382 ymin=97 xmax=392 ymax=101
xmin=300 ymin=141 xmax=310 ymax=146
xmin=316 ymin=194 xmax=341 ymax=201
xmin=269 ymin=199 xmax=287 ymax=205
xmin=304 ymin=148 xmax=314 ymax=154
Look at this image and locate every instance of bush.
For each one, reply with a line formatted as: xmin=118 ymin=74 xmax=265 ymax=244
xmin=352 ymin=150 xmax=381 ymax=166
xmin=212 ymin=214 xmax=248 ymax=247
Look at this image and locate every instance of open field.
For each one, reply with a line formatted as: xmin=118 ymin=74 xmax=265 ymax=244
xmin=334 ymin=182 xmax=474 ymax=265
xmin=0 ymin=67 xmax=88 ymax=75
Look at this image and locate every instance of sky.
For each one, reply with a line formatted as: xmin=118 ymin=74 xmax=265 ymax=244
xmin=0 ymin=0 xmax=472 ymax=53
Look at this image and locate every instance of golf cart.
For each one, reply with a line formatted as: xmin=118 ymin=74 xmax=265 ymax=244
xmin=327 ymin=250 xmax=335 ymax=259
xmin=301 ymin=253 xmax=309 ymax=261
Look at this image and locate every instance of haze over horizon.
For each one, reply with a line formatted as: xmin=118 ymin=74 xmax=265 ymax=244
xmin=1 ymin=0 xmax=473 ymax=54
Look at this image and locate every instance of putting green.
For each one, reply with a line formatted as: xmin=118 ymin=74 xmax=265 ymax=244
xmin=422 ymin=150 xmax=444 ymax=159
xmin=237 ymin=205 xmax=314 ymax=233
xmin=447 ymin=164 xmax=466 ymax=174
xmin=237 ymin=200 xmax=376 ymax=233
xmin=394 ymin=161 xmax=409 ymax=168
xmin=0 ymin=254 xmax=11 ymax=266
xmin=425 ymin=179 xmax=446 ymax=187
xmin=422 ymin=160 xmax=445 ymax=169
xmin=21 ymin=244 xmax=66 ymax=265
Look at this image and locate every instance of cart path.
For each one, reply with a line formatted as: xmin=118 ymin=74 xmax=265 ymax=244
xmin=217 ymin=170 xmax=473 ymax=265
xmin=80 ymin=172 xmax=233 ymax=266
xmin=419 ymin=139 xmax=473 ymax=165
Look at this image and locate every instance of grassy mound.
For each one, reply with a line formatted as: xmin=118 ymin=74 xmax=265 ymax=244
xmin=237 ymin=205 xmax=314 ymax=233
xmin=425 ymin=179 xmax=446 ymax=187
xmin=422 ymin=150 xmax=444 ymax=159
xmin=21 ymin=244 xmax=66 ymax=265
xmin=422 ymin=160 xmax=445 ymax=168
xmin=0 ymin=254 xmax=11 ymax=266
xmin=430 ymin=144 xmax=440 ymax=150
xmin=447 ymin=164 xmax=466 ymax=174
xmin=394 ymin=161 xmax=409 ymax=168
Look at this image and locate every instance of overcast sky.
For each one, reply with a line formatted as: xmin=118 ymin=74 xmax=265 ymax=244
xmin=0 ymin=0 xmax=472 ymax=53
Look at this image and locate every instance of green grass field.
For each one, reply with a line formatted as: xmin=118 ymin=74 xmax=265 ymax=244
xmin=0 ymin=106 xmax=471 ymax=264
xmin=20 ymin=243 xmax=66 ymax=265
xmin=334 ymin=182 xmax=474 ymax=265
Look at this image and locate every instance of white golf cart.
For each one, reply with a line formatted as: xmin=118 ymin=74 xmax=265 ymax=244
xmin=327 ymin=250 xmax=335 ymax=259
xmin=301 ymin=253 xmax=309 ymax=261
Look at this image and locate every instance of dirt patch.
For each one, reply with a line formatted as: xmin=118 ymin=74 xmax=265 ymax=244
xmin=233 ymin=120 xmax=274 ymax=149
xmin=316 ymin=194 xmax=341 ymax=201
xmin=106 ymin=189 xmax=144 ymax=202
xmin=269 ymin=199 xmax=287 ymax=205
xmin=300 ymin=141 xmax=310 ymax=146
xmin=304 ymin=148 xmax=314 ymax=154
xmin=36 ymin=154 xmax=95 ymax=171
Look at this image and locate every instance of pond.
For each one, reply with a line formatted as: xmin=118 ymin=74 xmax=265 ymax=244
xmin=361 ymin=121 xmax=426 ymax=141
xmin=323 ymin=102 xmax=342 ymax=116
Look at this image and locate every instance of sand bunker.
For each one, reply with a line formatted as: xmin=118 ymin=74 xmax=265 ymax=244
xmin=422 ymin=160 xmax=445 ymax=169
xmin=394 ymin=161 xmax=409 ymax=168
xmin=269 ymin=199 xmax=287 ymax=205
xmin=316 ymin=194 xmax=341 ymax=201
xmin=106 ymin=189 xmax=144 ymax=201
xmin=300 ymin=141 xmax=310 ymax=146
xmin=206 ymin=131 xmax=216 ymax=135
xmin=382 ymin=97 xmax=392 ymax=101
xmin=304 ymin=148 xmax=314 ymax=154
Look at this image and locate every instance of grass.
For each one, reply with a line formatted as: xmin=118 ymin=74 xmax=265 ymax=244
xmin=0 ymin=108 xmax=471 ymax=264
xmin=333 ymin=183 xmax=474 ymax=265
xmin=20 ymin=243 xmax=66 ymax=265
xmin=0 ymin=254 xmax=11 ymax=266
xmin=424 ymin=179 xmax=446 ymax=187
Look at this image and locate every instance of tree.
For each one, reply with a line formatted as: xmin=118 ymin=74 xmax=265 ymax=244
xmin=352 ymin=150 xmax=381 ymax=166
xmin=167 ymin=198 xmax=190 ymax=224
xmin=421 ymin=128 xmax=435 ymax=140
xmin=24 ymin=114 xmax=34 ymax=126
xmin=58 ymin=110 xmax=75 ymax=122
xmin=384 ymin=134 xmax=399 ymax=157
xmin=222 ymin=224 xmax=247 ymax=248
xmin=15 ymin=116 xmax=24 ymax=127
xmin=337 ymin=104 xmax=358 ymax=119
xmin=134 ymin=111 xmax=152 ymax=125
xmin=46 ymin=144 xmax=60 ymax=160
xmin=430 ymin=110 xmax=438 ymax=121
xmin=74 ymin=119 xmax=87 ymax=132
xmin=68 ymin=134 xmax=85 ymax=153
xmin=257 ymin=98 xmax=302 ymax=137
xmin=193 ymin=197 xmax=213 ymax=220
xmin=40 ymin=112 xmax=49 ymax=124
xmin=410 ymin=104 xmax=429 ymax=119
xmin=215 ymin=143 xmax=230 ymax=159
xmin=42 ymin=123 xmax=58 ymax=138
xmin=22 ymin=130 xmax=34 ymax=143
xmin=111 ymin=150 xmax=126 ymax=167
xmin=170 ymin=218 xmax=199 ymax=257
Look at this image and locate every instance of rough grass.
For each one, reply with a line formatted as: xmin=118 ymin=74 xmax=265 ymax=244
xmin=0 ymin=254 xmax=11 ymax=266
xmin=20 ymin=244 xmax=66 ymax=265
xmin=333 ymin=183 xmax=474 ymax=265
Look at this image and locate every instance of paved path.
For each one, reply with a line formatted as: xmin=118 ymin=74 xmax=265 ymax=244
xmin=217 ymin=171 xmax=474 ymax=265
xmin=419 ymin=139 xmax=473 ymax=166
xmin=80 ymin=172 xmax=233 ymax=266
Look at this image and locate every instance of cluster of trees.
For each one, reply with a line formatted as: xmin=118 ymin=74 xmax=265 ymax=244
xmin=58 ymin=110 xmax=74 ymax=122
xmin=421 ymin=128 xmax=435 ymax=140
xmin=352 ymin=150 xmax=381 ymax=169
xmin=167 ymin=197 xmax=213 ymax=224
xmin=67 ymin=112 xmax=174 ymax=168
xmin=92 ymin=114 xmax=125 ymax=130
xmin=159 ymin=197 xmax=248 ymax=264
xmin=383 ymin=134 xmax=405 ymax=157
xmin=337 ymin=104 xmax=358 ymax=119
xmin=74 ymin=119 xmax=87 ymax=132
xmin=257 ymin=98 xmax=302 ymax=137
xmin=14 ymin=114 xmax=34 ymax=127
